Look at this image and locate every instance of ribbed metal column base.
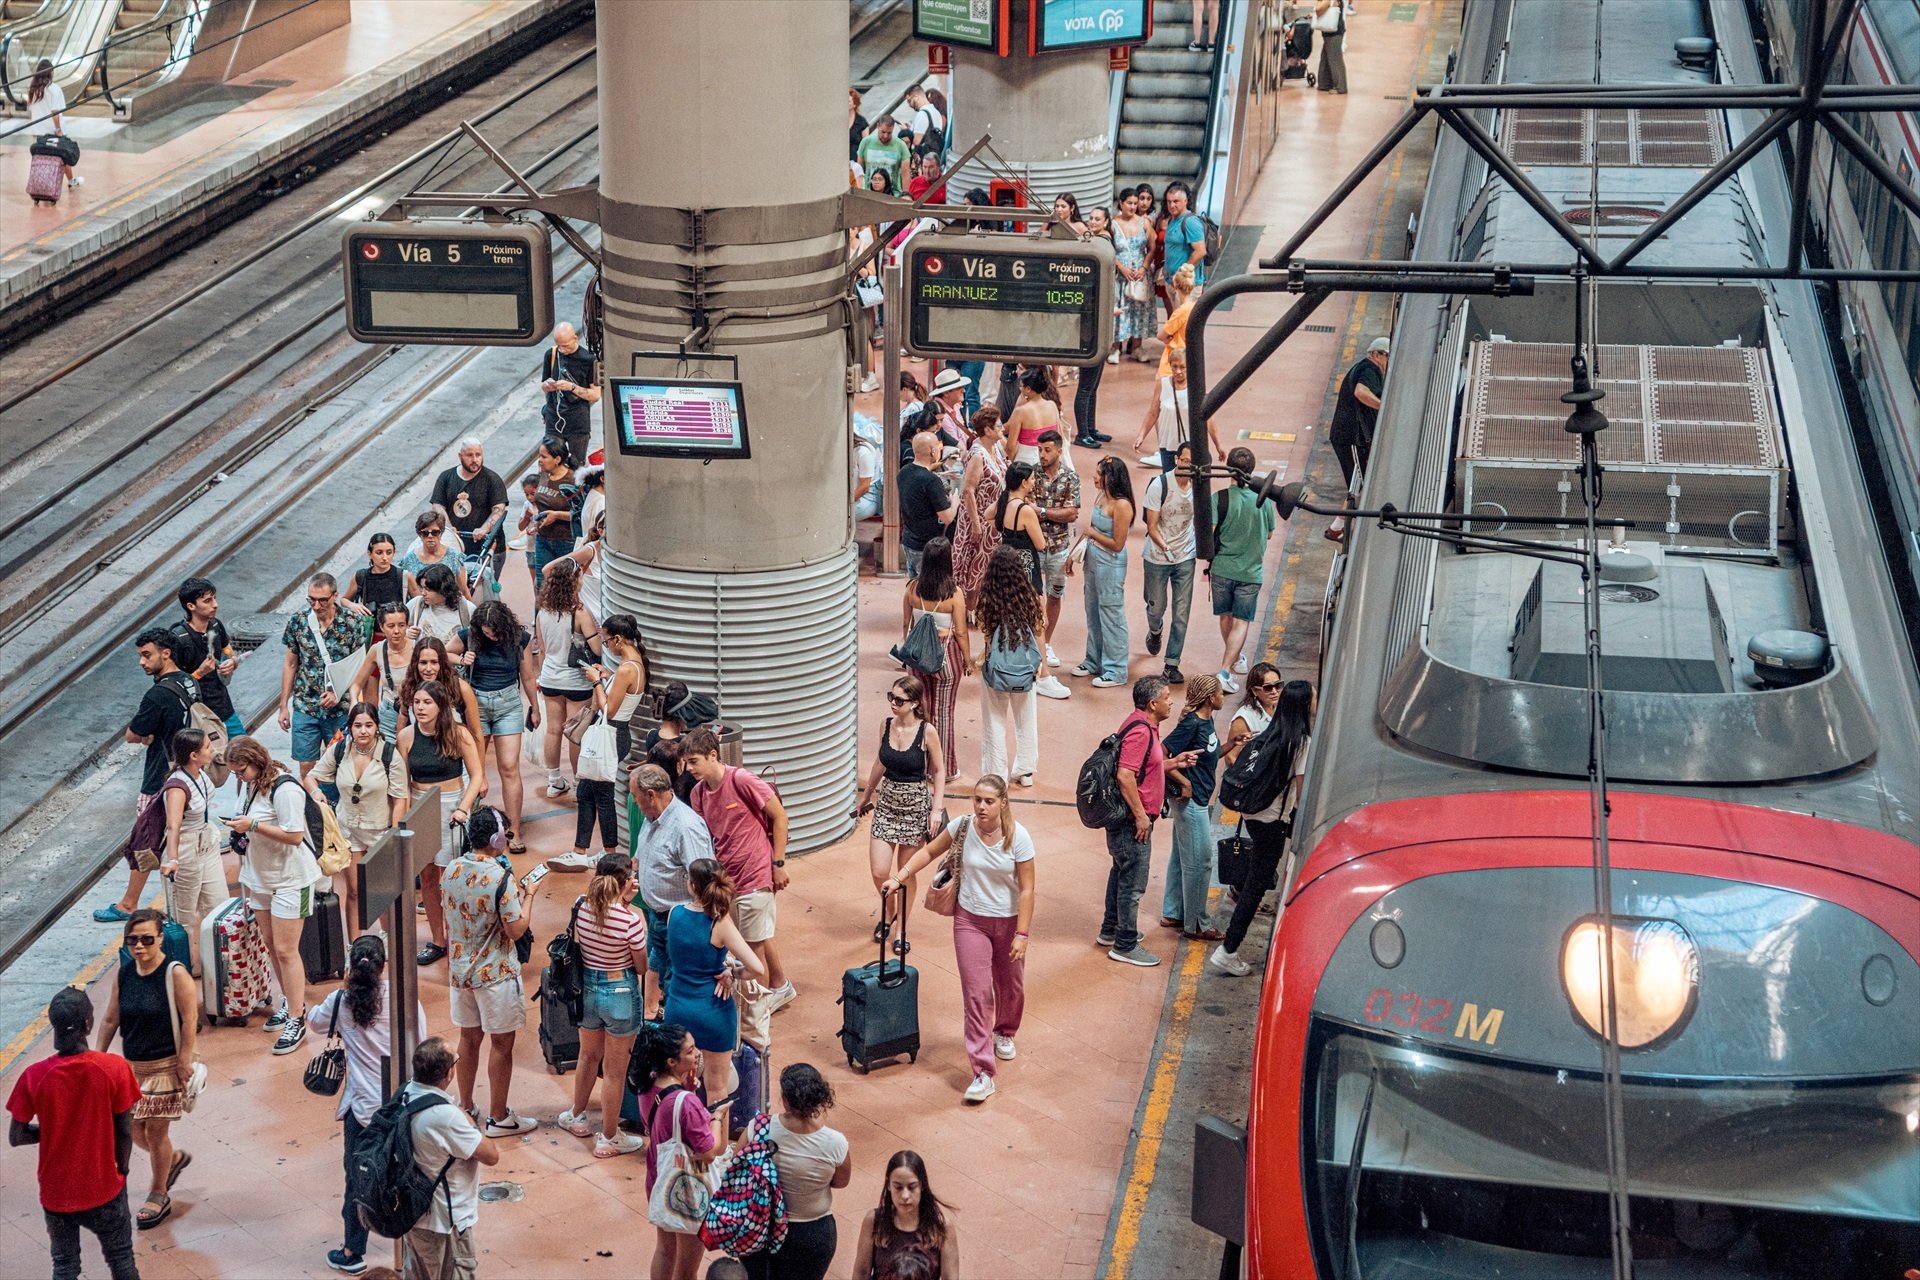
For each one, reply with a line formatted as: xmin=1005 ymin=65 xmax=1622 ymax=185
xmin=602 ymin=544 xmax=859 ymax=853
xmin=949 ymin=152 xmax=1118 ymax=223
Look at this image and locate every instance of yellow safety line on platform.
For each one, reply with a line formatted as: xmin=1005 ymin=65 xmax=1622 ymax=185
xmin=1259 ymin=556 xmax=1301 ymax=663
xmin=1106 ymin=936 xmax=1207 ymax=1280
xmin=1242 ymin=430 xmax=1297 ymax=442
xmin=0 ymin=892 xmax=164 ymax=1076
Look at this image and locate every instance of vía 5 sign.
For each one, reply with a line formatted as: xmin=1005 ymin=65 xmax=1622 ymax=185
xmin=1360 ymin=987 xmax=1506 ymax=1047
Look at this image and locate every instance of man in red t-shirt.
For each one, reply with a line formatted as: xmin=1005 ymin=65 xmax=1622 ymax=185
xmin=7 ymin=988 xmax=143 ymax=1280
xmin=683 ymin=727 xmax=793 ymax=1050
xmin=1100 ymin=676 xmax=1198 ymax=969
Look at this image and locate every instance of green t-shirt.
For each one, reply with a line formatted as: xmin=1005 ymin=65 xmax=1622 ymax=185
xmin=857 ymin=134 xmax=912 ymax=193
xmin=1210 ymin=486 xmax=1276 ymax=584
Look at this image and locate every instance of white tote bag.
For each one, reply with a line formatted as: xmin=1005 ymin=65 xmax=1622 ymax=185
xmin=647 ymin=1089 xmax=712 ymax=1233
xmin=307 ymin=611 xmax=365 ymax=705
xmin=577 ymin=710 xmax=618 ymax=784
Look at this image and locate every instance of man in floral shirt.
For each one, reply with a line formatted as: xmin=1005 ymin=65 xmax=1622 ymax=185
xmin=277 ymin=572 xmax=372 ymax=779
xmin=443 ymin=813 xmax=538 ymax=1137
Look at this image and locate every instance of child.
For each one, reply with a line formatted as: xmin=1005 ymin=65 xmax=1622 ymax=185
xmin=515 ymin=473 xmax=542 ymax=589
xmin=340 ymin=532 xmax=415 ymax=617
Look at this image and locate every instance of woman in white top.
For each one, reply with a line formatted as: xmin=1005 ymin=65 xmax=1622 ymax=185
xmin=159 ymin=728 xmax=223 ymax=976
xmin=225 ymin=735 xmax=324 ymax=1055
xmin=352 ymin=603 xmax=414 ymax=742
xmin=26 ymin=60 xmax=80 ymax=188
xmin=743 ymin=1064 xmax=853 ymax=1280
xmin=307 ymin=935 xmax=429 ymax=1275
xmin=885 ymin=775 xmax=1036 ymax=1104
xmin=408 ymin=563 xmax=471 ymax=652
xmin=530 ymin=556 xmax=603 ymax=799
xmin=1221 ymin=661 xmax=1282 ymax=766
xmin=306 ymin=702 xmax=408 ymax=940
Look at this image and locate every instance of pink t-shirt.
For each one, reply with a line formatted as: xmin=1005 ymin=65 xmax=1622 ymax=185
xmin=690 ymin=768 xmax=776 ymax=894
xmin=1114 ymin=711 xmax=1166 ymax=817
xmin=640 ymin=1085 xmax=717 ymax=1195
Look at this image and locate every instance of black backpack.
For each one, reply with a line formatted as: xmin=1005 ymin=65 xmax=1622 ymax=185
xmin=347 ymin=1089 xmax=454 ymax=1238
xmin=1076 ymin=720 xmax=1154 ymax=830
xmin=544 ymin=898 xmax=586 ymax=1022
xmin=1218 ymin=714 xmax=1295 ymax=815
xmin=269 ymin=774 xmax=329 ymax=862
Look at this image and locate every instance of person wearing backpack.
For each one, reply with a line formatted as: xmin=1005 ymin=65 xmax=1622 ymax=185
xmin=307 ymin=703 xmax=408 ymax=943
xmin=172 ymin=578 xmax=243 ymax=739
xmin=226 ymin=736 xmax=326 ymax=1055
xmin=393 ymin=1037 xmax=499 ymax=1280
xmin=159 ymin=729 xmax=226 ymax=976
xmin=308 ymin=935 xmax=428 ymax=1276
xmin=94 ymin=629 xmax=200 ymax=926
xmin=741 ymin=1065 xmax=852 ymax=1280
xmin=1161 ymin=183 xmax=1207 ymax=287
xmin=1098 ymin=677 xmax=1199 ymax=968
xmin=1210 ymin=680 xmax=1314 ymax=977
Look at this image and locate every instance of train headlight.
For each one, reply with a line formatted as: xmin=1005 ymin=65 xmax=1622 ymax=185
xmin=1560 ymin=917 xmax=1699 ymax=1049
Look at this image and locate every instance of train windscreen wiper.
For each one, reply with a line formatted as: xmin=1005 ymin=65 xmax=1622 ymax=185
xmin=1343 ymin=1067 xmax=1378 ymax=1280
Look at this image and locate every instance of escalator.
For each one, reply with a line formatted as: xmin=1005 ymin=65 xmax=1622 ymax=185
xmin=2 ymin=0 xmax=201 ymax=122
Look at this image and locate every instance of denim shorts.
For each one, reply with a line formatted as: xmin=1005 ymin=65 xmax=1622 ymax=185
xmin=291 ymin=706 xmax=349 ymax=763
xmin=1211 ymin=575 xmax=1261 ymax=622
xmin=473 ymin=683 xmax=525 ymax=736
xmin=581 ymin=968 xmax=641 ymax=1035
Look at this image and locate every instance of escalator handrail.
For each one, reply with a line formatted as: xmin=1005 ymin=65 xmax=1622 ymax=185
xmin=99 ymin=0 xmax=197 ymax=114
xmin=1194 ymin=0 xmax=1238 ymax=210
xmin=0 ymin=0 xmax=81 ymax=109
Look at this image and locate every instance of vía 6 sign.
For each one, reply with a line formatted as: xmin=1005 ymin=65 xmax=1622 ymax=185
xmin=905 ymin=232 xmax=1115 ymax=366
xmin=343 ymin=219 xmax=553 ymax=346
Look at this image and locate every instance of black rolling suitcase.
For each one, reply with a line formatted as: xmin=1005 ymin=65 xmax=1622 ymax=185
xmin=300 ymin=889 xmax=347 ymax=982
xmin=837 ymin=886 xmax=920 ymax=1072
xmin=537 ymin=961 xmax=581 ymax=1071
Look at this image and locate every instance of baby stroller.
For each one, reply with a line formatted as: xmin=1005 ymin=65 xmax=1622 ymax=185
xmin=1284 ymin=15 xmax=1315 ymax=85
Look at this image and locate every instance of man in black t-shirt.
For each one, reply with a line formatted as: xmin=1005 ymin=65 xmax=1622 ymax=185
xmin=94 ymin=628 xmax=199 ymax=924
xmin=171 ymin=577 xmax=241 ymax=737
xmin=1325 ymin=336 xmax=1388 ymax=542
xmin=431 ymin=439 xmax=509 ymax=569
xmin=538 ymin=323 xmax=600 ymax=470
xmin=896 ymin=431 xmax=957 ymax=578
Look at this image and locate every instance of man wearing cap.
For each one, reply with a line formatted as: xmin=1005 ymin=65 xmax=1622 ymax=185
xmin=8 ymin=988 xmax=143 ymax=1280
xmin=1326 ymin=337 xmax=1389 ymax=542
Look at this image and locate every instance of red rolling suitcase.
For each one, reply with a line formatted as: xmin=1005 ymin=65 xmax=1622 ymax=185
xmin=27 ymin=153 xmax=64 ymax=206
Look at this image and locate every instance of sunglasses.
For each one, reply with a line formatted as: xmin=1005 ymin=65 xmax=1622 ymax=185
xmin=308 ymin=595 xmax=334 ymax=605
xmin=422 ymin=530 xmax=443 ymax=539
xmin=885 ymin=693 xmax=911 ymax=706
xmin=1257 ymin=681 xmax=1282 ymax=691
xmin=125 ymin=934 xmax=158 ymax=946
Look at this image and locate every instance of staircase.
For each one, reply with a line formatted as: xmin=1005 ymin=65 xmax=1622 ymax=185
xmin=1114 ymin=0 xmax=1219 ymax=198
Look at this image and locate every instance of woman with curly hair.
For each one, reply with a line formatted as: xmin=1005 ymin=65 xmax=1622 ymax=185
xmin=948 ymin=407 xmax=1007 ymax=608
xmin=741 ymin=1064 xmax=853 ymax=1280
xmin=974 ymin=547 xmax=1044 ymax=787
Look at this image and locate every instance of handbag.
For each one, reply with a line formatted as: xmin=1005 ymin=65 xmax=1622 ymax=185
xmin=922 ymin=817 xmax=969 ymax=917
xmin=303 ymin=995 xmax=347 ymax=1096
xmin=1216 ymin=819 xmax=1254 ymax=891
xmin=159 ymin=960 xmax=208 ymax=1113
xmin=889 ymin=612 xmax=946 ymax=676
xmin=577 ymin=710 xmax=618 ymax=783
xmin=1312 ymin=1 xmax=1344 ymax=33
xmin=1125 ymin=275 xmax=1152 ymax=304
xmin=648 ymin=1089 xmax=715 ymax=1233
xmin=31 ymin=134 xmax=80 ymax=165
xmin=854 ymin=274 xmax=885 ymax=308
xmin=306 ymin=609 xmax=364 ymax=704
xmin=563 ymin=702 xmax=596 ymax=745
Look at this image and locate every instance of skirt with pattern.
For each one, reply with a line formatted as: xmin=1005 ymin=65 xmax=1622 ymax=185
xmin=130 ymin=1055 xmax=186 ymax=1120
xmin=872 ymin=777 xmax=932 ymax=846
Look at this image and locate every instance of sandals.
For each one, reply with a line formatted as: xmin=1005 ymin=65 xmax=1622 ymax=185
xmin=137 ymin=1193 xmax=171 ymax=1229
xmin=508 ymin=836 xmax=528 ymax=856
xmin=1158 ymin=916 xmax=1184 ymax=930
xmin=1184 ymin=928 xmax=1228 ymax=942
xmin=416 ymin=943 xmax=448 ymax=965
xmin=167 ymin=1150 xmax=191 ymax=1189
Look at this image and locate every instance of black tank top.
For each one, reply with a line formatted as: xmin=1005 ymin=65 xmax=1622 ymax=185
xmin=356 ymin=565 xmax=406 ymax=611
xmin=118 ymin=960 xmax=178 ymax=1061
xmin=999 ymin=501 xmax=1040 ymax=554
xmin=408 ymin=729 xmax=463 ymax=784
xmin=877 ymin=718 xmax=928 ymax=783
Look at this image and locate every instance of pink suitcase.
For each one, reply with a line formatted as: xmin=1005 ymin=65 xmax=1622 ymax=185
xmin=27 ymin=153 xmax=63 ymax=205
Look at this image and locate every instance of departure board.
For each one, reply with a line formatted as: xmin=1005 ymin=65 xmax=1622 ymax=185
xmin=905 ymin=233 xmax=1115 ymax=365
xmin=343 ymin=220 xmax=552 ymax=346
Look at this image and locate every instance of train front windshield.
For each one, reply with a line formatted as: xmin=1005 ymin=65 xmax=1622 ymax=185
xmin=1302 ymin=1024 xmax=1920 ymax=1277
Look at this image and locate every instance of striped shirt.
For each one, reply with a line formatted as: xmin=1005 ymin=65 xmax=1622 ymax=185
xmin=573 ymin=898 xmax=646 ymax=972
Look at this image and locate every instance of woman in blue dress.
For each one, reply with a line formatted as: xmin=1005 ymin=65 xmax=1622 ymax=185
xmin=664 ymin=858 xmax=767 ymax=1104
xmin=1112 ymin=188 xmax=1157 ymax=359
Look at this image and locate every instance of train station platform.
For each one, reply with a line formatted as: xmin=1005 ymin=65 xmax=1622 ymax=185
xmin=0 ymin=3 xmax=1450 ymax=1276
xmin=0 ymin=0 xmax=585 ymax=331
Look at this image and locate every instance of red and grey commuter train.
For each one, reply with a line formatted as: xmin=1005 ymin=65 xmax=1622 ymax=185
xmin=1200 ymin=0 xmax=1920 ymax=1275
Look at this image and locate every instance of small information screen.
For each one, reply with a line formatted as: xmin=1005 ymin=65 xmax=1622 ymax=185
xmin=906 ymin=233 xmax=1115 ymax=365
xmin=610 ymin=378 xmax=752 ymax=461
xmin=1029 ymin=0 xmax=1151 ymax=53
xmin=912 ymin=0 xmax=1008 ymax=53
xmin=343 ymin=220 xmax=552 ymax=346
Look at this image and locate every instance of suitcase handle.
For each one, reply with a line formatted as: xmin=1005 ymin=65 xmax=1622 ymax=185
xmin=875 ymin=884 xmax=910 ymax=983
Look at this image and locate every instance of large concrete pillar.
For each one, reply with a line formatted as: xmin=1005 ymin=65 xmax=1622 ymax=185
xmin=949 ymin=9 xmax=1115 ymax=213
xmin=597 ymin=2 xmax=856 ymax=851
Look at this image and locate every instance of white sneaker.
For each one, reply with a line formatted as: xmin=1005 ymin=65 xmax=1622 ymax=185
xmin=1069 ymin=664 xmax=1097 ymax=678
xmin=993 ymin=1035 xmax=1017 ymax=1061
xmin=1233 ymin=655 xmax=1250 ymax=675
xmin=594 ymin=1131 xmax=645 ymax=1158
xmin=1107 ymin=351 xmax=1120 ymax=364
xmin=544 ymin=777 xmax=571 ymax=798
xmin=1209 ymin=945 xmax=1254 ymax=977
xmin=508 ymin=535 xmax=528 ymax=551
xmin=859 ymin=373 xmax=881 ymax=393
xmin=964 ymin=1073 xmax=997 ymax=1103
xmin=766 ymin=980 xmax=797 ymax=1014
xmin=1045 ymin=645 xmax=1061 ymax=667
xmin=557 ymin=1109 xmax=594 ymax=1137
xmin=1217 ymin=670 xmax=1239 ymax=694
xmin=546 ymin=852 xmax=596 ymax=871
xmin=1034 ymin=675 xmax=1071 ymax=700
xmin=1091 ymin=675 xmax=1127 ymax=689
xmin=484 ymin=1111 xmax=540 ymax=1137
xmin=1139 ymin=453 xmax=1162 ymax=468
xmin=68 ymin=174 xmax=84 ymax=188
